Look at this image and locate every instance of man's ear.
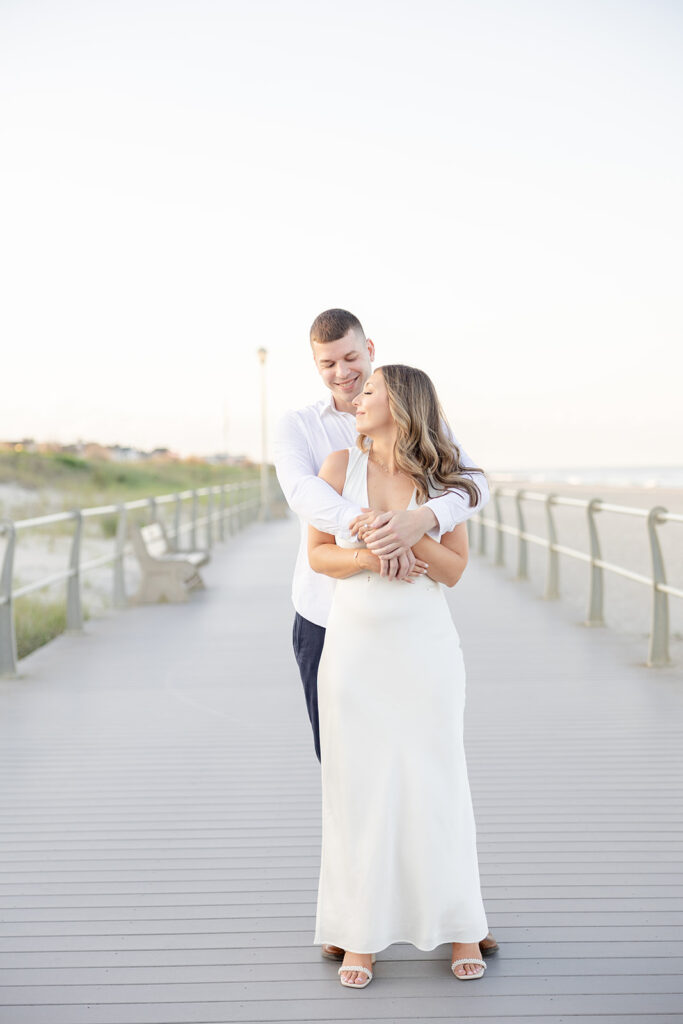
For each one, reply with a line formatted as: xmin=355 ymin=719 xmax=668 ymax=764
xmin=366 ymin=338 xmax=375 ymax=361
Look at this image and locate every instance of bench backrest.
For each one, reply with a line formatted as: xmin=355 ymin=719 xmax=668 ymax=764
xmin=139 ymin=523 xmax=168 ymax=558
xmin=129 ymin=521 xmax=170 ymax=562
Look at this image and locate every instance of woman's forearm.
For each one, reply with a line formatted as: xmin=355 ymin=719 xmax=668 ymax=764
xmin=412 ymin=535 xmax=466 ymax=587
xmin=309 ymin=543 xmax=382 ymax=580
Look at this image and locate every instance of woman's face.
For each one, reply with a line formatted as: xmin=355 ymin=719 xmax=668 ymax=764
xmin=352 ymin=370 xmax=392 ymax=434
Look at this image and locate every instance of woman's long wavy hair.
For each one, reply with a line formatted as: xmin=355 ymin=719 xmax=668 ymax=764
xmin=356 ymin=364 xmax=487 ymax=508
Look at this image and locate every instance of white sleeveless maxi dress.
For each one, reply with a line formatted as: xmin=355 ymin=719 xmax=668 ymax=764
xmin=313 ymin=446 xmax=489 ymax=953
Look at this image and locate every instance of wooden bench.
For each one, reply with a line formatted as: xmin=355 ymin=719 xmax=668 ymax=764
xmin=129 ymin=521 xmax=209 ymax=604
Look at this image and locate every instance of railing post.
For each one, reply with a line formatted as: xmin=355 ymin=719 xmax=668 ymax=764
xmin=493 ymin=488 xmax=505 ymax=566
xmin=207 ymin=489 xmax=214 ymax=550
xmin=66 ymin=511 xmax=84 ymax=631
xmin=224 ymin=485 xmax=232 ymax=535
xmin=477 ymin=509 xmax=487 ymax=556
xmin=584 ymin=498 xmax=605 ymax=626
xmin=515 ymin=489 xmax=528 ymax=580
xmin=218 ymin=485 xmax=226 ymax=542
xmin=148 ymin=496 xmax=157 ymax=522
xmin=0 ymin=520 xmax=18 ymax=677
xmin=113 ymin=503 xmax=127 ymax=609
xmin=647 ymin=506 xmax=671 ymax=667
xmin=544 ymin=493 xmax=560 ymax=600
xmin=237 ymin=484 xmax=244 ymax=530
xmin=173 ymin=494 xmax=182 ymax=551
xmin=190 ymin=491 xmax=198 ymax=548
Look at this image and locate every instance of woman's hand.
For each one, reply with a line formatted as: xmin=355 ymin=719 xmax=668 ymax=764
xmin=349 ymin=509 xmax=382 ymax=542
xmin=402 ymin=558 xmax=429 ymax=583
xmin=354 ymin=548 xmax=428 ymax=583
xmin=355 ymin=547 xmax=382 ymax=574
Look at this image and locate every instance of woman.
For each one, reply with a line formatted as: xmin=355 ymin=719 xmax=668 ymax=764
xmin=308 ymin=364 xmax=490 ymax=988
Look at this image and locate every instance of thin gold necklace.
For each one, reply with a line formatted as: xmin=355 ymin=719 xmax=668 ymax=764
xmin=368 ymin=451 xmax=403 ymax=477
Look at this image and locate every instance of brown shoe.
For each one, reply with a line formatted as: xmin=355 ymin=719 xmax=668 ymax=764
xmin=321 ymin=943 xmax=345 ymax=960
xmin=479 ymin=932 xmax=499 ymax=957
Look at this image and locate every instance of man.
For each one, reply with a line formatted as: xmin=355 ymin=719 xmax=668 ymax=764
xmin=273 ymin=308 xmax=499 ymax=962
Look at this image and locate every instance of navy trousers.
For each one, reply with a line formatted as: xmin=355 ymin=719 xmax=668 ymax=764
xmin=292 ymin=612 xmax=326 ymax=763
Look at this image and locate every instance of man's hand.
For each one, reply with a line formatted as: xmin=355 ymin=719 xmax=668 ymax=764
xmin=349 ymin=509 xmax=381 ymax=541
xmin=364 ymin=507 xmax=438 ymax=558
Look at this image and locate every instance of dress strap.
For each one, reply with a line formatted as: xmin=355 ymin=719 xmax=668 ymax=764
xmin=342 ymin=446 xmax=369 ymax=506
xmin=335 ymin=446 xmax=368 ymax=549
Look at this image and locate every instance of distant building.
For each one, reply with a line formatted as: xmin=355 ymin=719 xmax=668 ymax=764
xmin=204 ymin=453 xmax=250 ymax=466
xmin=148 ymin=448 xmax=178 ymax=461
xmin=82 ymin=443 xmax=112 ymax=460
xmin=0 ymin=437 xmax=237 ymax=466
xmin=106 ymin=445 xmax=148 ymax=462
xmin=0 ymin=438 xmax=37 ymax=453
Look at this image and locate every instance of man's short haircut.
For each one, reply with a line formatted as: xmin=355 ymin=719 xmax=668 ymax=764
xmin=310 ymin=308 xmax=365 ymax=346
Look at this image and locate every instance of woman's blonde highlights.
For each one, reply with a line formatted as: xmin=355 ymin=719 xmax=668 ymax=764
xmin=356 ymin=364 xmax=486 ymax=507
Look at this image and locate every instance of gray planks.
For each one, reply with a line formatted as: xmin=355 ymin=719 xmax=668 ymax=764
xmin=0 ymin=514 xmax=682 ymax=1024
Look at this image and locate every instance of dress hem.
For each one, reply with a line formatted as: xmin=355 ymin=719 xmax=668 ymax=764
xmin=314 ymin=929 xmax=490 ymax=953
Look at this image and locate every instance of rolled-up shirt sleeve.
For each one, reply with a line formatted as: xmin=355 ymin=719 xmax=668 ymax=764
xmin=425 ymin=431 xmax=490 ymax=535
xmin=273 ymin=411 xmax=363 ymax=535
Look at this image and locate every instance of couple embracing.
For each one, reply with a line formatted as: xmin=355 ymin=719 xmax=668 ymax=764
xmin=273 ymin=309 xmax=498 ymax=989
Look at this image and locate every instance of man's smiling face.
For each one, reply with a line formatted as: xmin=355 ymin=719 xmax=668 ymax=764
xmin=311 ymin=328 xmax=375 ymax=411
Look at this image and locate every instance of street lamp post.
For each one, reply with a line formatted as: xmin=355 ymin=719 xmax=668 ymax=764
xmin=256 ymin=347 xmax=269 ymax=520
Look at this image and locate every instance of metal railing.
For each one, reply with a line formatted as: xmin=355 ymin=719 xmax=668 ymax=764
xmin=0 ymin=479 xmax=263 ymax=677
xmin=467 ymin=485 xmax=682 ymax=668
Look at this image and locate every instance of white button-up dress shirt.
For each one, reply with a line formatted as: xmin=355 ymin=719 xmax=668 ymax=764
xmin=273 ymin=391 xmax=489 ymax=628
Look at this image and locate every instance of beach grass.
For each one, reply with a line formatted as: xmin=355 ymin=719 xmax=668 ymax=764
xmin=13 ymin=594 xmax=91 ymax=661
xmin=0 ymin=450 xmax=258 ymax=499
xmin=0 ymin=450 xmax=262 ymax=527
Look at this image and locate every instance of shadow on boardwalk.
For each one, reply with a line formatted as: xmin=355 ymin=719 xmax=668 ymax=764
xmin=0 ymin=516 xmax=682 ymax=1023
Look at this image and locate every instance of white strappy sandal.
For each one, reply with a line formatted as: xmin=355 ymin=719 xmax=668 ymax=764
xmin=338 ymin=954 xmax=376 ymax=988
xmin=451 ymin=956 xmax=487 ymax=979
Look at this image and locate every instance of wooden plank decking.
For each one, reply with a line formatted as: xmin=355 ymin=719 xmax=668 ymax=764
xmin=0 ymin=514 xmax=682 ymax=1023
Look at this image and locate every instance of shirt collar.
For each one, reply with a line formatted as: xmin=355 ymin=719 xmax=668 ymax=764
xmin=320 ymin=390 xmax=355 ymax=418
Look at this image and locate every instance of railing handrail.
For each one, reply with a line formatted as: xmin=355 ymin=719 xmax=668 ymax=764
xmin=0 ymin=482 xmax=250 ymax=533
xmin=470 ymin=480 xmax=681 ymax=669
xmin=490 ymin=485 xmax=683 ymax=524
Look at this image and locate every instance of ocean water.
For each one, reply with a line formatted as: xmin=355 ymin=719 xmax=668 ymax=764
xmin=488 ymin=465 xmax=683 ymax=489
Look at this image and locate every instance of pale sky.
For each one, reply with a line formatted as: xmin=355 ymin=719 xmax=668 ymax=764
xmin=2 ymin=0 xmax=681 ymax=469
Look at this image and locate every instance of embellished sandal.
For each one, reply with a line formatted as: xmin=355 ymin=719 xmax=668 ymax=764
xmin=451 ymin=956 xmax=487 ymax=980
xmin=338 ymin=962 xmax=374 ymax=988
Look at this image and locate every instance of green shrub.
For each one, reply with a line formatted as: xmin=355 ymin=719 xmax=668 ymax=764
xmin=100 ymin=514 xmax=119 ymax=538
xmin=53 ymin=453 xmax=89 ymax=472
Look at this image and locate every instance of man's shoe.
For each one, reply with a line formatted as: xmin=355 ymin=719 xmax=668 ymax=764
xmin=321 ymin=943 xmax=345 ymax=960
xmin=479 ymin=932 xmax=499 ymax=956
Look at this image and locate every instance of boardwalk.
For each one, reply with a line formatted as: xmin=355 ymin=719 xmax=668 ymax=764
xmin=0 ymin=515 xmax=682 ymax=1023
